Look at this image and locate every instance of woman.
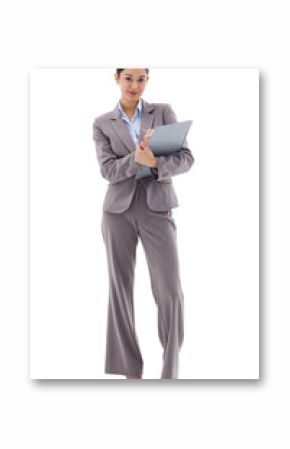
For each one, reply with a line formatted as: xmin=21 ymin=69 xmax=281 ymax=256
xmin=93 ymin=68 xmax=194 ymax=379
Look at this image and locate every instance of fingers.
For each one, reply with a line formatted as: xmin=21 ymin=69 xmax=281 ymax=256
xmin=140 ymin=141 xmax=152 ymax=152
xmin=146 ymin=128 xmax=153 ymax=137
xmin=142 ymin=128 xmax=153 ymax=145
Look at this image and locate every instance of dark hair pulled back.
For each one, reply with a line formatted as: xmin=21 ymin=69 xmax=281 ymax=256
xmin=116 ymin=68 xmax=149 ymax=77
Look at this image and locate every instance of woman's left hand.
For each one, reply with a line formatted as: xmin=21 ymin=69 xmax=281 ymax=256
xmin=135 ymin=128 xmax=157 ymax=168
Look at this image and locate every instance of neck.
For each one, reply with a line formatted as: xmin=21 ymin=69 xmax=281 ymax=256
xmin=120 ymin=97 xmax=140 ymax=112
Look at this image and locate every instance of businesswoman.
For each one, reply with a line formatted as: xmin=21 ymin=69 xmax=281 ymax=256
xmin=93 ymin=68 xmax=194 ymax=379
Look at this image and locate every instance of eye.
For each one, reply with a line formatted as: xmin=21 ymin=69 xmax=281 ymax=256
xmin=125 ymin=77 xmax=145 ymax=82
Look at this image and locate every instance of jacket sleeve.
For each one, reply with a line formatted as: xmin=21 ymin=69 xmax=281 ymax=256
xmin=153 ymin=104 xmax=195 ymax=181
xmin=93 ymin=120 xmax=143 ymax=185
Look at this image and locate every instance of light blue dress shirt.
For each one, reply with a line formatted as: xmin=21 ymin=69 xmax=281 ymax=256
xmin=117 ymin=97 xmax=142 ymax=146
xmin=117 ymin=98 xmax=158 ymax=179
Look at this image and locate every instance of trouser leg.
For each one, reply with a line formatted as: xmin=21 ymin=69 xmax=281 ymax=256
xmin=101 ymin=208 xmax=143 ymax=377
xmin=137 ymin=197 xmax=184 ymax=379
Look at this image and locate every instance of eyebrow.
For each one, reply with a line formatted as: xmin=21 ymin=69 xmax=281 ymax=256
xmin=124 ymin=74 xmax=146 ymax=77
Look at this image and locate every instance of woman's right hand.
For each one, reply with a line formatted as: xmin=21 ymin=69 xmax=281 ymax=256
xmin=135 ymin=129 xmax=156 ymax=168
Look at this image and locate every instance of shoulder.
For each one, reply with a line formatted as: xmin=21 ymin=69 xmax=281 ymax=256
xmin=149 ymin=101 xmax=172 ymax=112
xmin=153 ymin=102 xmax=176 ymax=118
xmin=145 ymin=101 xmax=175 ymax=121
xmin=93 ymin=111 xmax=112 ymax=128
xmin=157 ymin=102 xmax=177 ymax=123
xmin=152 ymin=102 xmax=169 ymax=108
xmin=143 ymin=101 xmax=177 ymax=125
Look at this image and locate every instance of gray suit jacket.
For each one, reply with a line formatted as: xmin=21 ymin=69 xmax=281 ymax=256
xmin=93 ymin=98 xmax=194 ymax=213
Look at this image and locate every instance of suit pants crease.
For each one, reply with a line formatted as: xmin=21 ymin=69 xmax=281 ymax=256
xmin=101 ymin=179 xmax=184 ymax=379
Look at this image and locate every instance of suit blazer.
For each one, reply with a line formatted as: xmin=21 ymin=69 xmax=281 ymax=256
xmin=93 ymin=98 xmax=194 ymax=213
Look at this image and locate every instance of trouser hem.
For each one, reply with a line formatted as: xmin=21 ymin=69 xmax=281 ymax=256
xmin=105 ymin=368 xmax=143 ymax=378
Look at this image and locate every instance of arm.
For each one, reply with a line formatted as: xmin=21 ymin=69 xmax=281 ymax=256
xmin=93 ymin=120 xmax=143 ymax=185
xmin=151 ymin=104 xmax=195 ymax=181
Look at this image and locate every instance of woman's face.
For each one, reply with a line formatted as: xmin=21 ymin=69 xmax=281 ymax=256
xmin=114 ymin=68 xmax=149 ymax=103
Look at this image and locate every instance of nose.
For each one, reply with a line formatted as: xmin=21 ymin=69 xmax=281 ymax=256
xmin=131 ymin=81 xmax=139 ymax=90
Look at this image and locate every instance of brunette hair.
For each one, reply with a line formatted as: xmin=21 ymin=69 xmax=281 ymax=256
xmin=116 ymin=68 xmax=149 ymax=77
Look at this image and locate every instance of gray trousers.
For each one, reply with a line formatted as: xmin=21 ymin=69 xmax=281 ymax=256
xmin=101 ymin=179 xmax=184 ymax=379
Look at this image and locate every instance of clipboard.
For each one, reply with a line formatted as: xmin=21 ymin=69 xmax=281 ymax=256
xmin=135 ymin=120 xmax=193 ymax=180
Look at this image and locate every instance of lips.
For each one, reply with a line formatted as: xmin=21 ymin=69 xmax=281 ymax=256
xmin=128 ymin=91 xmax=138 ymax=95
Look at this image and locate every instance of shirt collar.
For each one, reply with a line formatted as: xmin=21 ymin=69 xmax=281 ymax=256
xmin=117 ymin=97 xmax=142 ymax=118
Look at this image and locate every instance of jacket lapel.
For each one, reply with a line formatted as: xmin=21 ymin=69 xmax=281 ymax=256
xmin=110 ymin=98 xmax=155 ymax=154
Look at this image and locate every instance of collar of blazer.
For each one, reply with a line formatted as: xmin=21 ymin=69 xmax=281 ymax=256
xmin=109 ymin=97 xmax=155 ymax=154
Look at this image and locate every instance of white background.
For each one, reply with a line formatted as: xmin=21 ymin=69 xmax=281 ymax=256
xmin=0 ymin=0 xmax=288 ymax=447
xmin=29 ymin=68 xmax=258 ymax=379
